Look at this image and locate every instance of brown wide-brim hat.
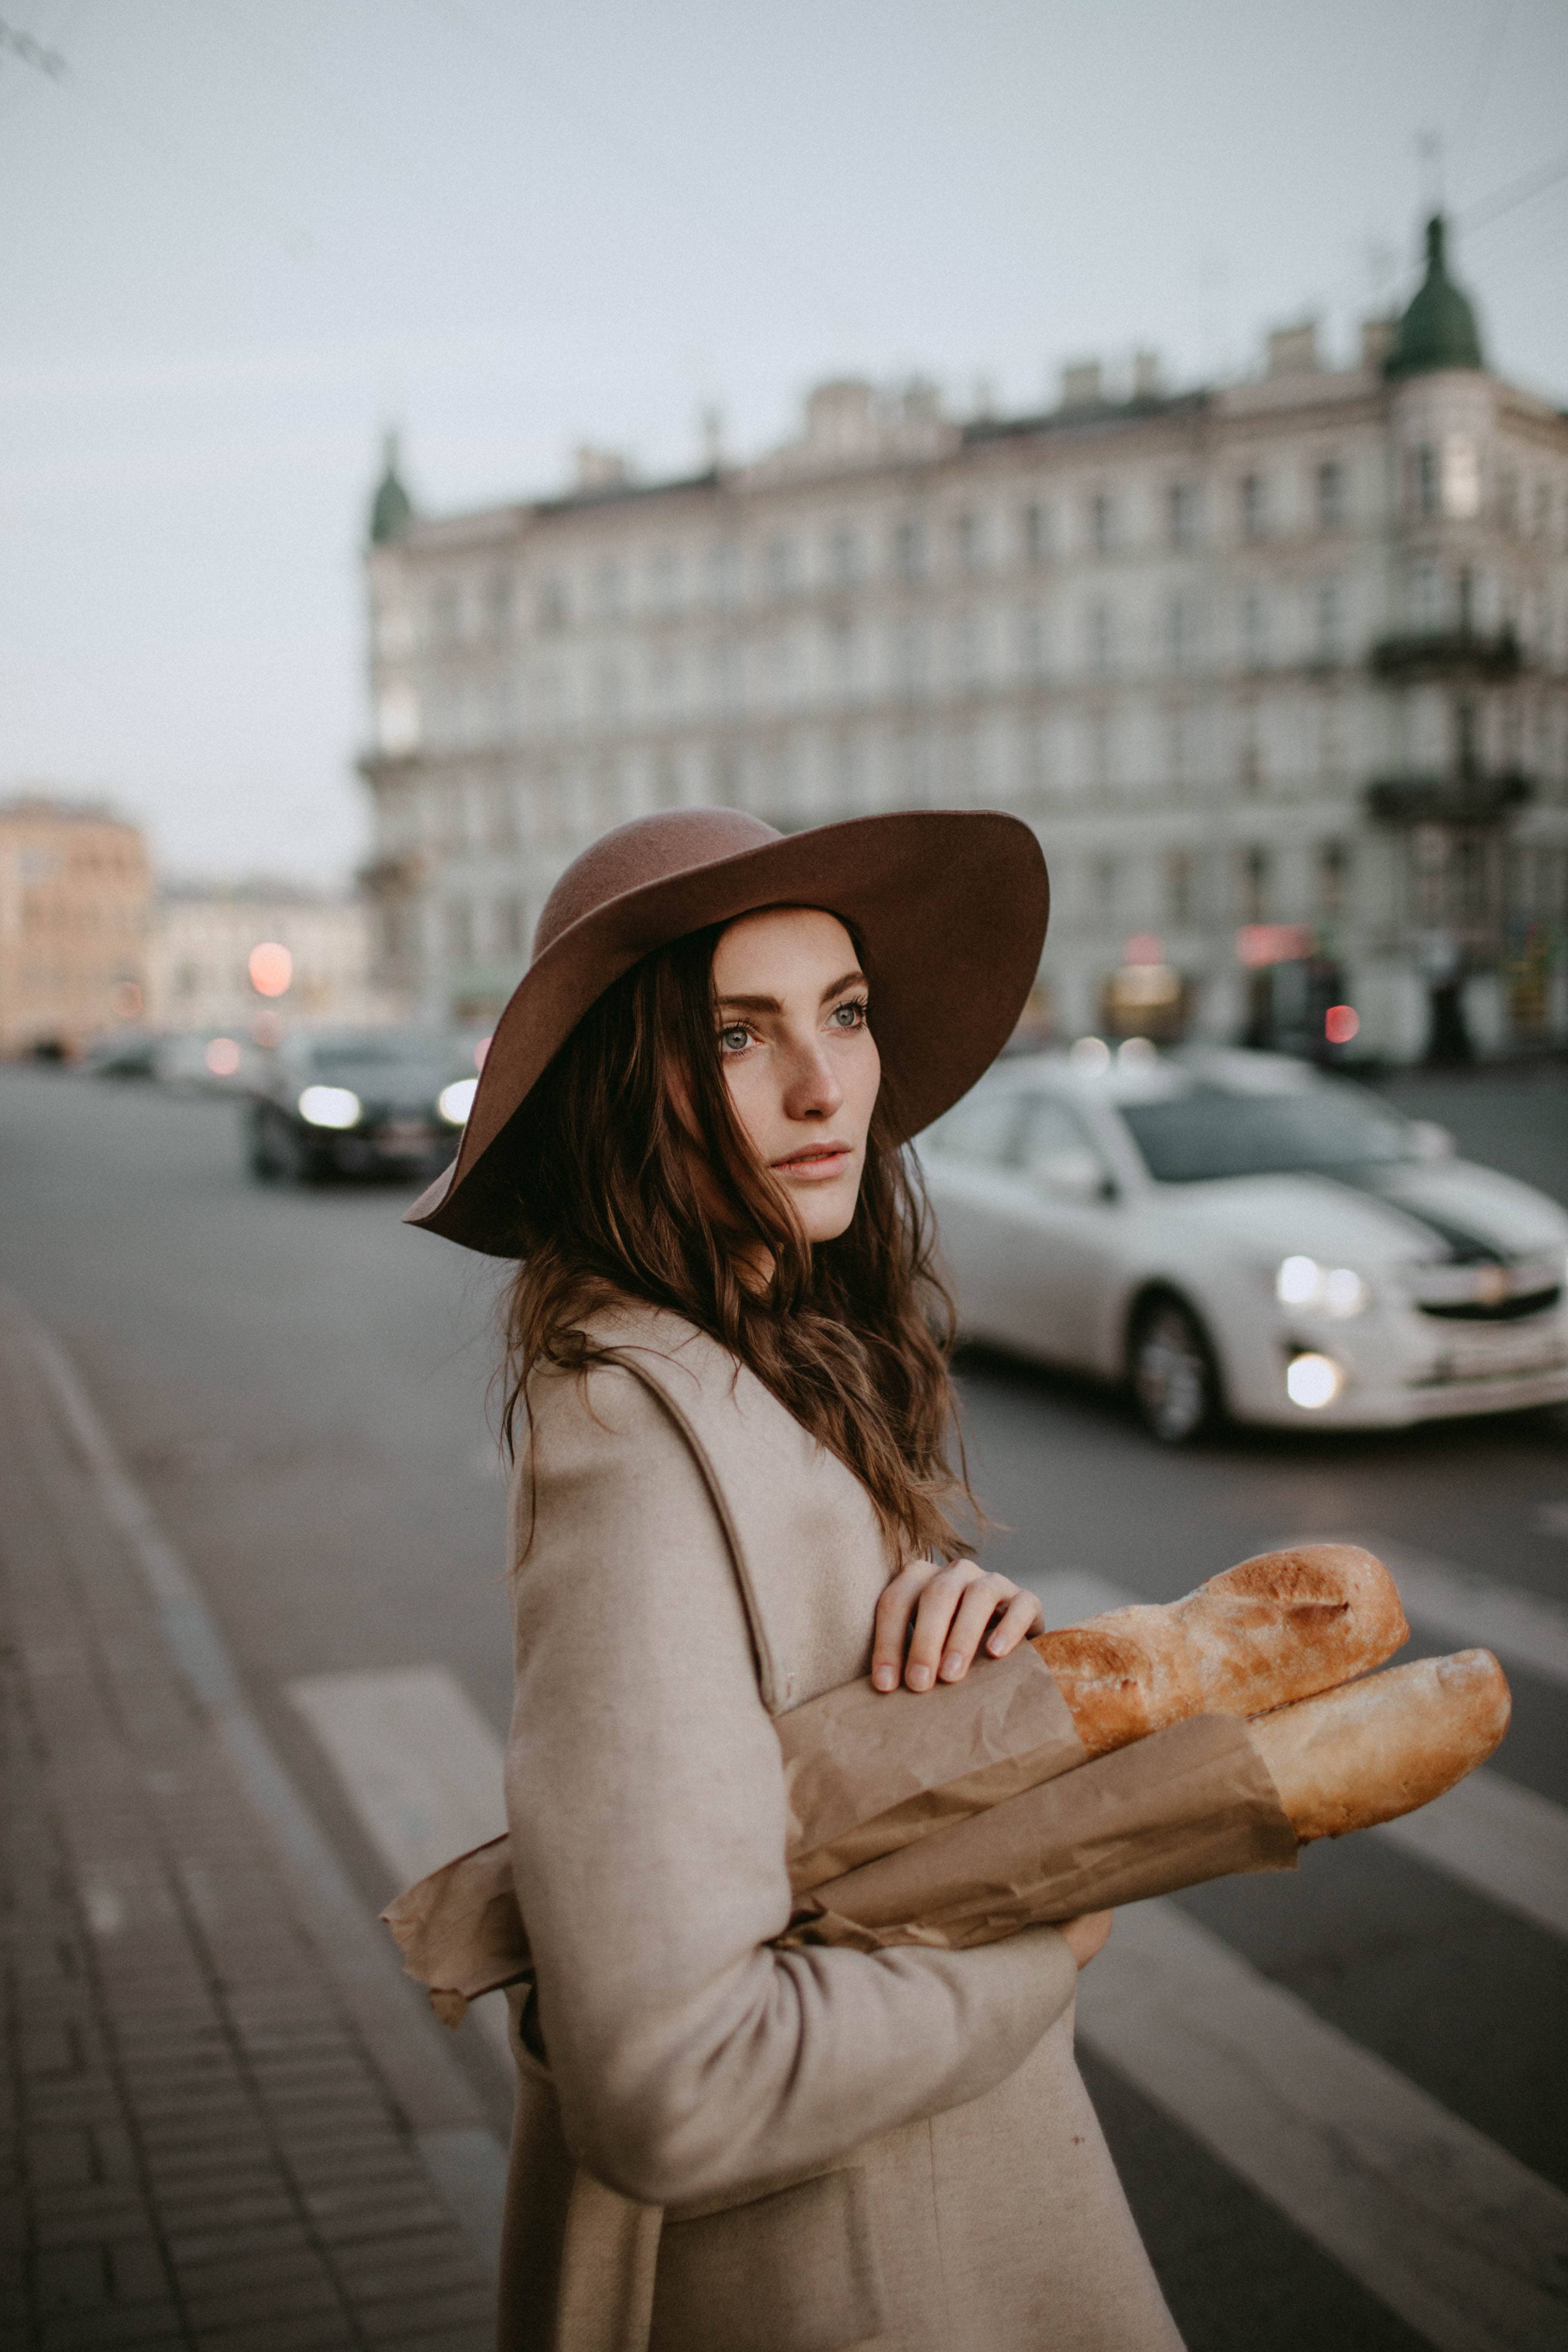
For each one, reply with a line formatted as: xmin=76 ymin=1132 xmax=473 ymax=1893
xmin=406 ymin=806 xmax=1048 ymax=1256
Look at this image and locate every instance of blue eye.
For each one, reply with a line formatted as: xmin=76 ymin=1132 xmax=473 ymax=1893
xmin=719 ymin=1025 xmax=750 ymax=1053
xmin=831 ymin=998 xmax=869 ymax=1029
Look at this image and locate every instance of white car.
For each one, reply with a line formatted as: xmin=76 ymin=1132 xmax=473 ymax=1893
xmin=917 ymin=1047 xmax=1568 ymax=1443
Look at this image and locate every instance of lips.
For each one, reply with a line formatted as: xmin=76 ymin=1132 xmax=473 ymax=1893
xmin=773 ymin=1142 xmax=852 ymax=1173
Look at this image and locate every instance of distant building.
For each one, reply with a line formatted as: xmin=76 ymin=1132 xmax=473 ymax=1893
xmin=0 ymin=795 xmax=151 ymax=1057
xmin=358 ymin=217 xmax=1568 ymax=1060
xmin=145 ymin=882 xmax=407 ymax=1039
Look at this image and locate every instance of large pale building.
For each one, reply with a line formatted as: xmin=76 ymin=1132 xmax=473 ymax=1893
xmin=0 ymin=795 xmax=151 ymax=1057
xmin=358 ymin=217 xmax=1568 ymax=1062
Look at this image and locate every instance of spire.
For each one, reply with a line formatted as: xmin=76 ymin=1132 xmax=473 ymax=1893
xmin=1384 ymin=214 xmax=1485 ymax=380
xmin=368 ymin=430 xmax=414 ymax=545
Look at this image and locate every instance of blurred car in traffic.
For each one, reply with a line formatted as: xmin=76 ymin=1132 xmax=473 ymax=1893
xmin=81 ymin=1027 xmax=162 ymax=1079
xmin=918 ymin=1046 xmax=1568 ymax=1442
xmin=245 ymin=1028 xmax=476 ymax=1183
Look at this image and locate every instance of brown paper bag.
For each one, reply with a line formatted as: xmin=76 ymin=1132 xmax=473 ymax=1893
xmin=382 ymin=1648 xmax=1296 ymax=2018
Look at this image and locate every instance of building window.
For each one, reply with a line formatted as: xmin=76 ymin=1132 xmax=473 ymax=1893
xmin=496 ymin=897 xmax=526 ymax=959
xmin=485 ymin=573 xmax=514 ymax=636
xmin=537 ymin=577 xmax=569 ymax=631
xmin=952 ymin=611 xmax=982 ymax=692
xmin=1166 ymin=591 xmax=1197 ymax=673
xmin=649 ymin=548 xmax=682 ymax=614
xmin=1022 ymin=502 xmax=1054 ymax=565
xmin=765 ymin=537 xmax=797 ymax=599
xmin=1240 ymin=474 xmax=1267 ymax=541
xmin=1416 ymin=445 xmax=1440 ymax=521
xmin=1316 ymin=460 xmax=1345 ymax=531
xmin=1167 ymin=483 xmax=1198 ymax=549
xmin=593 ymin=562 xmax=624 ymax=619
xmin=1314 ymin=579 xmax=1343 ymax=664
xmin=892 ymin=516 xmax=925 ymax=582
xmin=1018 ymin=606 xmax=1047 ymax=681
xmin=1318 ymin=841 xmax=1351 ymax=919
xmin=1085 ymin=600 xmax=1114 ymax=676
xmin=709 ymin=542 xmax=742 ymax=609
xmin=955 ymin=511 xmax=986 ymax=573
xmin=1240 ymin=587 xmax=1268 ymax=670
xmin=1242 ymin=846 xmax=1270 ymax=924
xmin=431 ymin=583 xmax=462 ymax=643
xmin=1092 ymin=854 xmax=1119 ymax=920
xmin=827 ymin=526 xmax=861 ymax=588
xmin=444 ymin=900 xmax=475 ymax=966
xmin=1090 ymin=492 xmax=1115 ymax=556
xmin=826 ymin=617 xmax=856 ymax=697
xmin=1167 ymin=848 xmax=1195 ymax=926
xmin=892 ymin=619 xmax=926 ymax=698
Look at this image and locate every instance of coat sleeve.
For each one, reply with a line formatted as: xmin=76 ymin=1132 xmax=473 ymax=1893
xmin=504 ymin=1359 xmax=1080 ymax=2210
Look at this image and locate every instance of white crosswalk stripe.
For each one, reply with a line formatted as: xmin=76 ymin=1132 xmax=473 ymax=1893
xmin=1076 ymin=1901 xmax=1568 ymax=2352
xmin=288 ymin=1666 xmax=512 ymax=2071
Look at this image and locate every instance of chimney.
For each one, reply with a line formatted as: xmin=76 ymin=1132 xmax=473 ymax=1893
xmin=1131 ymin=349 xmax=1161 ymax=400
xmin=1265 ymin=322 xmax=1319 ymax=377
xmin=575 ymin=445 xmax=628 ymax=491
xmin=1060 ymin=360 xmax=1102 ymax=409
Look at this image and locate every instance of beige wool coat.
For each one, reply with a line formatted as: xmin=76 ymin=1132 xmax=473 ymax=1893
xmin=498 ymin=1298 xmax=1183 ymax=2352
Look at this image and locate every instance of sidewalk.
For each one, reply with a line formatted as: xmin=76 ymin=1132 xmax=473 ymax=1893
xmin=0 ymin=1293 xmax=507 ymax=2352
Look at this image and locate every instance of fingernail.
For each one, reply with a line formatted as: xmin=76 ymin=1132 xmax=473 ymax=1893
xmin=872 ymin=1663 xmax=897 ymax=1691
xmin=940 ymin=1651 xmax=965 ymax=1680
xmin=987 ymin=1631 xmax=1008 ymax=1654
xmin=906 ymin=1663 xmax=932 ymax=1691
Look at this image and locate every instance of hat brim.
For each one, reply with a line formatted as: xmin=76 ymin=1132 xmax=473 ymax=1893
xmin=406 ymin=808 xmax=1048 ymax=1256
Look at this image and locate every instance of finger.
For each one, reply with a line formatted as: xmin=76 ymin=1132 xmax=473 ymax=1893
xmin=903 ymin=1563 xmax=977 ymax=1691
xmin=937 ymin=1575 xmax=1019 ymax=1681
xmin=872 ymin=1561 xmax=936 ymax=1691
xmin=984 ymin=1586 xmax=1045 ymax=1659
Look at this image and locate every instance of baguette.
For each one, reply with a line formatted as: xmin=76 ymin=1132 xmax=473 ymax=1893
xmin=1250 ymin=1647 xmax=1510 ymax=1841
xmin=1031 ymin=1544 xmax=1408 ymax=1755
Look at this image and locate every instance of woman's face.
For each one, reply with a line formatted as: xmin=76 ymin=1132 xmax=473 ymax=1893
xmin=710 ymin=906 xmax=881 ymax=1245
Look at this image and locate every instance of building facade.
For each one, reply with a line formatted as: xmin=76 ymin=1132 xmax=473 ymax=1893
xmin=358 ymin=220 xmax=1568 ymax=1061
xmin=145 ymin=882 xmax=407 ymax=1040
xmin=0 ymin=796 xmax=151 ymax=1057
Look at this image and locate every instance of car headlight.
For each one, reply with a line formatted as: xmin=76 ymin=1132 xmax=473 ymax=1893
xmin=1286 ymin=1351 xmax=1344 ymax=1409
xmin=297 ymin=1084 xmax=361 ymax=1129
xmin=1275 ymin=1256 xmax=1369 ymax=1319
xmin=438 ymin=1077 xmax=478 ymax=1126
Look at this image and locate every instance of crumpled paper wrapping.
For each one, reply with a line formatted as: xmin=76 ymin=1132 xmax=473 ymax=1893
xmin=381 ymin=1643 xmax=1296 ymax=2024
xmin=779 ymin=1711 xmax=1296 ymax=1951
xmin=780 ymin=1643 xmax=1086 ymax=1891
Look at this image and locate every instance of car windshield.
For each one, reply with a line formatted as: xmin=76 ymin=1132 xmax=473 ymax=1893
xmin=304 ymin=1036 xmax=452 ymax=1076
xmin=1120 ymin=1083 xmax=1413 ymax=1184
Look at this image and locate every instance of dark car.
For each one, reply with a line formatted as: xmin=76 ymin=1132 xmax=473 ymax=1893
xmin=245 ymin=1028 xmax=477 ymax=1183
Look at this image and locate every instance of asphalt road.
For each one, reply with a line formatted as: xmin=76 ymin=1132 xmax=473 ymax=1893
xmin=3 ymin=1059 xmax=1565 ymax=2350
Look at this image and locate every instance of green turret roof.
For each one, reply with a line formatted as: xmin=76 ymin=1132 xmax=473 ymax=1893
xmin=368 ymin=432 xmax=414 ymax=544
xmin=1384 ymin=214 xmax=1485 ymax=380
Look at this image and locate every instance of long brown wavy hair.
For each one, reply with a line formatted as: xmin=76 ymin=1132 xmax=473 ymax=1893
xmin=499 ymin=919 xmax=979 ymax=1562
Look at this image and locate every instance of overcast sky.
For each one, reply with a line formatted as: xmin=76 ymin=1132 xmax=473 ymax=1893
xmin=3 ymin=0 xmax=1565 ymax=885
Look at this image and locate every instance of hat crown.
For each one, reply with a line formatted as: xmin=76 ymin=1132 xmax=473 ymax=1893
xmin=534 ymin=807 xmax=781 ymax=960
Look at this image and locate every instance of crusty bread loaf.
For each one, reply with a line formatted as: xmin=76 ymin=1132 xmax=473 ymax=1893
xmin=1030 ymin=1544 xmax=1409 ymax=1756
xmin=1250 ymin=1648 xmax=1510 ymax=1841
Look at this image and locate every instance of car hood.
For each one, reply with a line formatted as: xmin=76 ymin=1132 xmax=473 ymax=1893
xmin=1154 ymin=1161 xmax=1568 ymax=1269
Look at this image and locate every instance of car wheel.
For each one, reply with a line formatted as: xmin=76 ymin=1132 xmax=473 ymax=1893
xmin=249 ymin=1105 xmax=328 ymax=1186
xmin=1129 ymin=1294 xmax=1220 ymax=1444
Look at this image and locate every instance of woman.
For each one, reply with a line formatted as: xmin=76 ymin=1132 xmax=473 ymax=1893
xmin=406 ymin=805 xmax=1181 ymax=2352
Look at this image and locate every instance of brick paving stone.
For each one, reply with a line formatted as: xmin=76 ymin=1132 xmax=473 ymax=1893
xmin=1 ymin=1309 xmax=496 ymax=2350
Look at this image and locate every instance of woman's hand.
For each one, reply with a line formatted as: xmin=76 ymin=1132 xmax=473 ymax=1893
xmin=871 ymin=1557 xmax=1045 ymax=1694
xmin=1058 ymin=1910 xmax=1114 ymax=1971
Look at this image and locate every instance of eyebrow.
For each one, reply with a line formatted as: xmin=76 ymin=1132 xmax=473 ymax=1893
xmin=716 ymin=968 xmax=867 ymax=1015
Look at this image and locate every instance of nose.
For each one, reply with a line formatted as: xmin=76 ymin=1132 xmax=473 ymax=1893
xmin=781 ymin=1034 xmax=844 ymax=1123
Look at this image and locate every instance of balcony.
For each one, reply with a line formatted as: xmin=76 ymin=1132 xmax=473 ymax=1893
xmin=1364 ymin=770 xmax=1532 ymax=825
xmin=1369 ymin=628 xmax=1523 ymax=682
